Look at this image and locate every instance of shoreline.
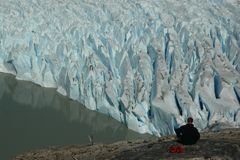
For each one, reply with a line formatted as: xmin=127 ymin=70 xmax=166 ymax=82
xmin=15 ymin=128 xmax=240 ymax=160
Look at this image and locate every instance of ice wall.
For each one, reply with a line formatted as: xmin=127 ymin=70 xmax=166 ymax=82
xmin=0 ymin=0 xmax=240 ymax=136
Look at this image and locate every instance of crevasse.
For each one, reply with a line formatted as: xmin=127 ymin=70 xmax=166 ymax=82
xmin=0 ymin=0 xmax=240 ymax=136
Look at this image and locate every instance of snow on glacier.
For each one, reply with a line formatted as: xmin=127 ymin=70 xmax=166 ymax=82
xmin=0 ymin=0 xmax=240 ymax=136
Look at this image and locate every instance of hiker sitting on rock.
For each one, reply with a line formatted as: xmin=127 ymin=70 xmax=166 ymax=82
xmin=174 ymin=117 xmax=200 ymax=145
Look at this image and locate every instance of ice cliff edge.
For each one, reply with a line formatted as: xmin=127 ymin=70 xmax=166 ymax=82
xmin=0 ymin=0 xmax=240 ymax=136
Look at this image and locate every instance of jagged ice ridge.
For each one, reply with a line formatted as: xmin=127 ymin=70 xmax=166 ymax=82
xmin=0 ymin=0 xmax=240 ymax=136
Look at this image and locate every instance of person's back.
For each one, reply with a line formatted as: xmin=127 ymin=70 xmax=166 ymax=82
xmin=174 ymin=117 xmax=200 ymax=145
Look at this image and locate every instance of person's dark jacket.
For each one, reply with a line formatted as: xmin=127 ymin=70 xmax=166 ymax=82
xmin=174 ymin=124 xmax=200 ymax=145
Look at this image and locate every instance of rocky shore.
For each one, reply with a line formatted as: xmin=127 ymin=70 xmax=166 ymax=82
xmin=15 ymin=128 xmax=240 ymax=160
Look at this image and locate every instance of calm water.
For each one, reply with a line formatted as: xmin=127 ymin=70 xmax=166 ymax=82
xmin=0 ymin=73 xmax=153 ymax=160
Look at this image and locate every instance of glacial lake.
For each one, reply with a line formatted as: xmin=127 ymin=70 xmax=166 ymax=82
xmin=0 ymin=73 xmax=153 ymax=160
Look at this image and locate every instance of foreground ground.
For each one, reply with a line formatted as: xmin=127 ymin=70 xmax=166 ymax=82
xmin=15 ymin=128 xmax=240 ymax=160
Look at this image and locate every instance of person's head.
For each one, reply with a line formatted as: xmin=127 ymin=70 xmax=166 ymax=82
xmin=187 ymin=117 xmax=193 ymax=124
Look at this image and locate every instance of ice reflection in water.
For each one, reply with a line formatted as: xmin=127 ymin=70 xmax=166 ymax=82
xmin=0 ymin=73 xmax=153 ymax=160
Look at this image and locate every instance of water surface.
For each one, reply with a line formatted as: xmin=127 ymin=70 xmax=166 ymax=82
xmin=0 ymin=73 xmax=152 ymax=160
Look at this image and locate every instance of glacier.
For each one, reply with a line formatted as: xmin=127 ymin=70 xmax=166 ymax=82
xmin=0 ymin=0 xmax=240 ymax=136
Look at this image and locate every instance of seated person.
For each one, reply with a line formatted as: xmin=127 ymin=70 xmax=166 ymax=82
xmin=174 ymin=117 xmax=200 ymax=145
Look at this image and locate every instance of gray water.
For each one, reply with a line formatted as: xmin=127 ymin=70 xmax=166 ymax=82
xmin=0 ymin=73 xmax=153 ymax=160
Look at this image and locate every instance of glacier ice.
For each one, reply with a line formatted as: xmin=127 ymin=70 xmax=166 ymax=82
xmin=0 ymin=0 xmax=240 ymax=136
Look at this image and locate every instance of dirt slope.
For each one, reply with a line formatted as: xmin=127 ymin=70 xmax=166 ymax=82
xmin=15 ymin=128 xmax=240 ymax=160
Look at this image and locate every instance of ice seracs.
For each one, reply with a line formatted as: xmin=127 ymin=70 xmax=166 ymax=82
xmin=0 ymin=0 xmax=239 ymax=136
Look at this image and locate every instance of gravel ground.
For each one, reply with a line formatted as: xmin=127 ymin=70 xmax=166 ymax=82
xmin=15 ymin=128 xmax=240 ymax=160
